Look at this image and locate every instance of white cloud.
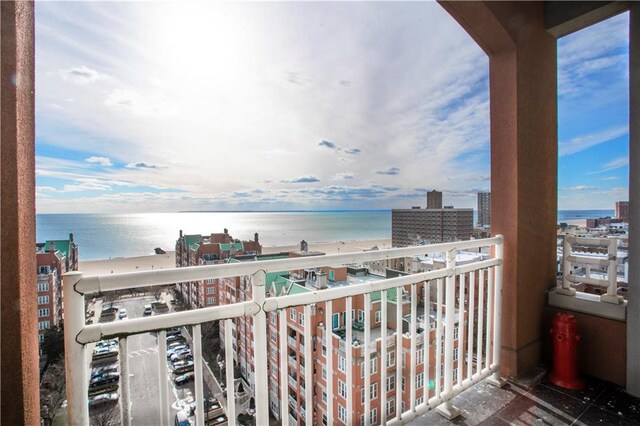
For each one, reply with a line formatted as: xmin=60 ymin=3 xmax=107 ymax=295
xmin=561 ymin=185 xmax=597 ymax=191
xmin=86 ymin=156 xmax=113 ymax=166
xmin=589 ymin=156 xmax=629 ymax=174
xmin=58 ymin=65 xmax=109 ymax=84
xmin=559 ymin=126 xmax=628 ymax=156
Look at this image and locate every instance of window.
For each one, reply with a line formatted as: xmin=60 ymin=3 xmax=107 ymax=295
xmin=371 ymin=357 xmax=378 ymax=374
xmin=37 ymin=282 xmax=49 ymax=292
xmin=270 ymin=346 xmax=277 ymax=360
xmin=375 ymin=310 xmax=381 ymax=323
xmin=338 ymin=405 xmax=347 ymax=424
xmin=206 ymin=278 xmax=214 ymax=284
xmin=416 ymin=396 xmax=424 ymax=406
xmin=453 ymin=368 xmax=458 ymax=382
xmin=38 ymin=321 xmax=50 ymax=330
xmin=206 ymin=297 xmax=215 ymax=305
xmin=370 ymin=383 xmax=378 ymax=400
xmin=361 ymin=388 xmax=365 ymax=404
xmin=322 ymin=366 xmax=327 ymax=380
xmin=387 ymin=375 xmax=395 ymax=392
xmin=290 ymin=308 xmax=296 ymax=321
xmin=338 ymin=355 xmax=346 ymax=372
xmin=322 ymin=413 xmax=328 ymax=426
xmin=206 ymin=287 xmax=215 ymax=294
xmin=332 ymin=313 xmax=340 ymax=329
xmin=338 ymin=380 xmax=347 ymax=398
xmin=39 ymin=334 xmax=45 ymax=343
xmin=322 ymin=390 xmax=328 ymax=403
xmin=39 ymin=266 xmax=49 ymax=274
xmin=454 ymin=347 xmax=459 ymax=361
xmin=417 ymin=347 xmax=424 ymax=364
xmin=271 ymin=330 xmax=277 ymax=342
xmin=370 ymin=409 xmax=377 ymax=424
xmin=454 ymin=326 xmax=459 ymax=340
xmin=387 ymin=350 xmax=395 ymax=367
xmin=387 ymin=399 xmax=395 ymax=415
xmin=351 ymin=309 xmax=355 ymax=320
xmin=298 ymin=312 xmax=304 ymax=325
xmin=417 ymin=372 xmax=424 ymax=389
xmin=38 ymin=308 xmax=50 ymax=317
xmin=270 ymin=312 xmax=277 ymax=325
xmin=401 ymin=377 xmax=405 ymax=392
xmin=37 ymin=296 xmax=49 ymax=305
xmin=358 ymin=310 xmax=364 ymax=322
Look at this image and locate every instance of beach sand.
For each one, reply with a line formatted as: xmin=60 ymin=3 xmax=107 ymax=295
xmin=79 ymin=238 xmax=392 ymax=276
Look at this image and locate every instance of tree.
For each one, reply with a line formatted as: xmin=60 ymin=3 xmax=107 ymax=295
xmin=41 ymin=323 xmax=65 ymax=363
xmin=40 ymin=362 xmax=66 ymax=426
xmin=102 ymin=291 xmax=118 ymax=309
xmin=90 ymin=406 xmax=119 ymax=426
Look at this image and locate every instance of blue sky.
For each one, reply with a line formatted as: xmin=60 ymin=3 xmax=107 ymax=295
xmin=34 ymin=3 xmax=629 ymax=213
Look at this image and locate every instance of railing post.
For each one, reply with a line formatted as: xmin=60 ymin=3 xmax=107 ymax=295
xmin=488 ymin=236 xmax=506 ymax=387
xmin=251 ymin=270 xmax=269 ymax=425
xmin=601 ymin=238 xmax=623 ymax=304
xmin=436 ymin=249 xmax=460 ymax=420
xmin=63 ymin=271 xmax=89 ymax=425
xmin=119 ymin=337 xmax=131 ymax=426
xmin=558 ymin=235 xmax=577 ymax=296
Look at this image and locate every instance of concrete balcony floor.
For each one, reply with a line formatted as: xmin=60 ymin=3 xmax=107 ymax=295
xmin=413 ymin=373 xmax=640 ymax=425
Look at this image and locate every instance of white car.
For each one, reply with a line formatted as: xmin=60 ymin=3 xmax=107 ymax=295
xmin=118 ymin=308 xmax=127 ymax=319
xmin=88 ymin=392 xmax=119 ymax=408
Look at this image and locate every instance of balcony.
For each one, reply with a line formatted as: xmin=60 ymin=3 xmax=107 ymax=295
xmin=61 ymin=237 xmax=504 ymax=425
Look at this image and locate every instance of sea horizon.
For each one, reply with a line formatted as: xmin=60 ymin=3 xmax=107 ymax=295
xmin=37 ymin=209 xmax=615 ymax=260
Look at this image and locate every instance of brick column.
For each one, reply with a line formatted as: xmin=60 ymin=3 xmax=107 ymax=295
xmin=1 ymin=1 xmax=39 ymax=423
xmin=439 ymin=1 xmax=557 ymax=378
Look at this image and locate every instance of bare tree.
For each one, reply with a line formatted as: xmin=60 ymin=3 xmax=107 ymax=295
xmin=40 ymin=362 xmax=66 ymax=426
xmin=102 ymin=291 xmax=118 ymax=309
xmin=153 ymin=286 xmax=163 ymax=301
xmin=90 ymin=406 xmax=119 ymax=426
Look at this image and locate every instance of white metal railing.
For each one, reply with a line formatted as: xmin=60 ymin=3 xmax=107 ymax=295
xmin=63 ymin=236 xmax=503 ymax=426
xmin=559 ymin=235 xmax=624 ymax=304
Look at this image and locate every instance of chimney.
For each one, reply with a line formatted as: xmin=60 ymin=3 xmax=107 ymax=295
xmin=69 ymin=232 xmax=74 ymax=242
xmin=300 ymin=240 xmax=308 ymax=252
xmin=49 ymin=241 xmax=55 ymax=253
xmin=179 ymin=229 xmax=183 ymax=238
xmin=316 ymin=271 xmax=328 ymax=289
xmin=224 ymin=228 xmax=229 ymax=235
xmin=254 ymin=233 xmax=259 ymax=243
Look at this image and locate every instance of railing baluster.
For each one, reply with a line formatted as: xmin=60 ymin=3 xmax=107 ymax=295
xmin=467 ymin=271 xmax=475 ymax=381
xmin=485 ymin=267 xmax=494 ymax=371
xmin=119 ymin=336 xmax=131 ymax=426
xmin=437 ymin=249 xmax=458 ymax=419
xmin=423 ymin=280 xmax=430 ymax=403
xmin=346 ymin=296 xmax=353 ymax=424
xmin=395 ymin=286 xmax=402 ymax=420
xmin=158 ymin=330 xmax=170 ymax=426
xmin=193 ymin=324 xmax=204 ymax=426
xmin=62 ymin=271 xmax=89 ymax=425
xmin=435 ymin=278 xmax=443 ymax=398
xmin=380 ymin=289 xmax=388 ymax=425
xmin=457 ymin=274 xmax=466 ymax=388
xmin=251 ymin=270 xmax=269 ymax=425
xmin=325 ymin=301 xmax=334 ymax=426
xmin=477 ymin=268 xmax=485 ymax=376
xmin=303 ymin=304 xmax=313 ymax=425
xmin=224 ymin=319 xmax=236 ymax=426
xmin=409 ymin=283 xmax=417 ymax=412
xmin=279 ymin=310 xmax=289 ymax=426
xmin=364 ymin=293 xmax=371 ymax=426
xmin=488 ymin=237 xmax=506 ymax=387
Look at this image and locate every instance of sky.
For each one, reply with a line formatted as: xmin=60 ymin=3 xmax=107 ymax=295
xmin=34 ymin=2 xmax=630 ymax=213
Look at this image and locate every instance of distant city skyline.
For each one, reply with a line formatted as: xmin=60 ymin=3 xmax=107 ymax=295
xmin=35 ymin=3 xmax=629 ymax=213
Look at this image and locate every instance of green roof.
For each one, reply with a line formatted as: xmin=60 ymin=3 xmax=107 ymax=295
xmin=220 ymin=242 xmax=244 ymax=252
xmin=371 ymin=288 xmax=399 ymax=303
xmin=271 ymin=276 xmax=290 ymax=296
xmin=184 ymin=235 xmax=201 ymax=250
xmin=45 ymin=240 xmax=70 ymax=257
xmin=288 ymin=283 xmax=310 ymax=295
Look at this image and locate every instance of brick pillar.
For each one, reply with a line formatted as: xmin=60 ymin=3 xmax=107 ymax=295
xmin=439 ymin=1 xmax=557 ymax=378
xmin=1 ymin=1 xmax=39 ymax=423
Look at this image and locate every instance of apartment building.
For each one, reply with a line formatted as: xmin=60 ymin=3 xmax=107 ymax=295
xmin=175 ymin=229 xmax=262 ymax=309
xmin=35 ymin=234 xmax=79 ymax=344
xmin=616 ymin=201 xmax=629 ymax=222
xmin=426 ymin=190 xmax=443 ymax=209
xmin=391 ymin=207 xmax=473 ymax=247
xmin=477 ymin=192 xmax=491 ymax=228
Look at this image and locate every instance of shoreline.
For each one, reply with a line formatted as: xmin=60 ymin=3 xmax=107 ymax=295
xmin=78 ymin=238 xmax=392 ymax=276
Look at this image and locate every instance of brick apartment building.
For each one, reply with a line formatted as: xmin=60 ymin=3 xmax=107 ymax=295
xmin=616 ymin=201 xmax=629 ymax=222
xmin=391 ymin=206 xmax=473 ymax=247
xmin=35 ymin=234 xmax=78 ymax=345
xmin=175 ymin=229 xmax=262 ymax=309
xmin=218 ymin=242 xmax=482 ymax=425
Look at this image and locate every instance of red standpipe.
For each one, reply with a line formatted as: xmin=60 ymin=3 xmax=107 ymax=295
xmin=549 ymin=312 xmax=585 ymax=390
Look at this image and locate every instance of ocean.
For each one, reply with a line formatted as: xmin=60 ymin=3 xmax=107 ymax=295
xmin=37 ymin=210 xmax=614 ymax=260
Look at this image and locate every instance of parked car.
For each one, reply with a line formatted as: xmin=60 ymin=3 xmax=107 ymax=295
xmin=172 ymin=360 xmax=194 ymax=374
xmin=166 ymin=328 xmax=181 ymax=337
xmin=118 ymin=308 xmax=127 ymax=319
xmin=88 ymin=392 xmax=119 ymax=408
xmin=143 ymin=304 xmax=152 ymax=316
xmin=92 ymin=346 xmax=119 ymax=361
xmin=170 ymin=350 xmax=193 ymax=363
xmin=167 ymin=344 xmax=189 ymax=359
xmin=91 ymin=365 xmax=119 ymax=379
xmin=166 ymin=334 xmax=185 ymax=344
xmin=174 ymin=372 xmax=195 ymax=385
xmin=96 ymin=339 xmax=118 ymax=350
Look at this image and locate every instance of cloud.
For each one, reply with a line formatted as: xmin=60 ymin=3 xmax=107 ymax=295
xmin=318 ymin=140 xmax=338 ymax=150
xmin=58 ymin=66 xmax=109 ymax=84
xmin=375 ymin=167 xmax=400 ymax=176
xmin=85 ymin=156 xmax=113 ymax=166
xmin=343 ymin=148 xmax=361 ymax=155
xmin=559 ymin=126 xmax=628 ymax=156
xmin=333 ymin=173 xmax=356 ymax=180
xmin=62 ymin=180 xmax=111 ymax=192
xmin=339 ymin=80 xmax=351 ymax=87
xmin=126 ymin=162 xmax=161 ymax=169
xmin=281 ymin=176 xmax=321 ymax=184
xmin=602 ymin=176 xmax=620 ymax=181
xmin=589 ymin=156 xmax=629 ymax=174
xmin=561 ymin=185 xmax=597 ymax=191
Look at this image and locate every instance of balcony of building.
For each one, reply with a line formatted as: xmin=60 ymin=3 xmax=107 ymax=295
xmin=1 ymin=1 xmax=639 ymax=425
